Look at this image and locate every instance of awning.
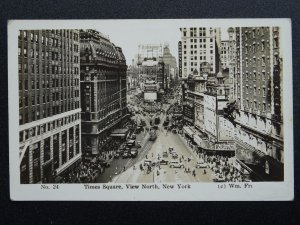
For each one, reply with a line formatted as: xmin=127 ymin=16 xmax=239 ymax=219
xmin=110 ymin=128 xmax=129 ymax=137
xmin=183 ymin=126 xmax=194 ymax=137
xmin=193 ymin=135 xmax=202 ymax=146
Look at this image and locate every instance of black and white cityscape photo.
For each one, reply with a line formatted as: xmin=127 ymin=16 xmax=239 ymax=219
xmin=18 ymin=25 xmax=284 ymax=184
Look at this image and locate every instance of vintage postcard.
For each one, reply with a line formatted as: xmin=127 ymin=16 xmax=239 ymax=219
xmin=8 ymin=19 xmax=294 ymax=200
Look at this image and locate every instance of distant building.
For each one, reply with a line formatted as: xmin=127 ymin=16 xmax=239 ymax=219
xmin=179 ymin=27 xmax=221 ymax=79
xmin=80 ymin=29 xmax=127 ymax=157
xmin=220 ymin=40 xmax=229 ymax=69
xmin=162 ymin=44 xmax=178 ymax=89
xmin=19 ymin=29 xmax=81 ymax=183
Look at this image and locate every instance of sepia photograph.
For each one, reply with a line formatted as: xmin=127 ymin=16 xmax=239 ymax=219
xmin=9 ymin=19 xmax=294 ymax=200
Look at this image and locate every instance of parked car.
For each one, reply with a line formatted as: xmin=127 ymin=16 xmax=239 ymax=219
xmin=130 ymin=148 xmax=138 ymax=158
xmin=114 ymin=153 xmax=120 ymax=159
xmin=195 ymin=162 xmax=208 ymax=168
xmin=159 ymin=159 xmax=169 ymax=165
xmin=136 ymin=141 xmax=142 ymax=148
xmin=126 ymin=140 xmax=135 ymax=147
xmin=169 ymin=161 xmax=184 ymax=168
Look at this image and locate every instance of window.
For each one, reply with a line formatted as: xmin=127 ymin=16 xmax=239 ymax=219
xmin=24 ymin=48 xmax=27 ymax=57
xmin=274 ymin=37 xmax=279 ymax=48
xmin=263 ymin=87 xmax=266 ymax=97
xmin=30 ymin=33 xmax=34 ymax=41
xmin=262 ymin=56 xmax=266 ymax=66
xmin=254 ymin=87 xmax=257 ymax=95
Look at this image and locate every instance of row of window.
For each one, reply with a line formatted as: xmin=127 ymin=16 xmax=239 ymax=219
xmin=244 ymin=86 xmax=267 ymax=97
xmin=19 ymin=47 xmax=79 ymax=61
xmin=19 ymin=101 xmax=80 ymax=124
xmin=244 ymin=100 xmax=270 ymax=112
xmin=20 ymin=91 xmax=80 ymax=108
xmin=20 ymin=30 xmax=79 ymax=42
xmin=19 ymin=77 xmax=79 ymax=91
xmin=19 ymin=113 xmax=80 ymax=143
xmin=19 ymin=63 xmax=79 ymax=75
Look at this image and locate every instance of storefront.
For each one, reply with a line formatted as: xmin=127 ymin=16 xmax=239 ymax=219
xmin=235 ymin=143 xmax=284 ymax=181
xmin=183 ymin=126 xmax=197 ymax=150
xmin=110 ymin=128 xmax=129 ymax=139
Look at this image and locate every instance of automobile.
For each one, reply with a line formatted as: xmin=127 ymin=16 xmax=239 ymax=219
xmin=126 ymin=140 xmax=135 ymax=147
xmin=195 ymin=162 xmax=208 ymax=168
xmin=168 ymin=146 xmax=174 ymax=153
xmin=171 ymin=153 xmax=179 ymax=159
xmin=144 ymin=159 xmax=153 ymax=166
xmin=99 ymin=160 xmax=110 ymax=168
xmin=169 ymin=161 xmax=184 ymax=168
xmin=130 ymin=148 xmax=138 ymax=158
xmin=136 ymin=141 xmax=142 ymax=148
xmin=162 ymin=151 xmax=168 ymax=158
xmin=152 ymin=125 xmax=159 ymax=130
xmin=122 ymin=151 xmax=130 ymax=159
xmin=114 ymin=153 xmax=120 ymax=159
xmin=163 ymin=120 xmax=169 ymax=126
xmin=159 ymin=159 xmax=169 ymax=165
xmin=141 ymin=120 xmax=146 ymax=126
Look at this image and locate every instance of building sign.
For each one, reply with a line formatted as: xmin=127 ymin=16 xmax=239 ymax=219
xmin=236 ymin=147 xmax=254 ymax=164
xmin=204 ymin=94 xmax=216 ymax=136
xmin=218 ymin=116 xmax=234 ymax=141
xmin=144 ymin=92 xmax=157 ymax=101
xmin=215 ymin=143 xmax=236 ymax=151
xmin=194 ymin=104 xmax=204 ymax=130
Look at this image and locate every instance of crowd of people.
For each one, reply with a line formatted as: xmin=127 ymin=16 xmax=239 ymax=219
xmin=198 ymin=153 xmax=250 ymax=182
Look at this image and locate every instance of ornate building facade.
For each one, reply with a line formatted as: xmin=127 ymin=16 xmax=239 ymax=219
xmin=80 ymin=29 xmax=127 ymax=157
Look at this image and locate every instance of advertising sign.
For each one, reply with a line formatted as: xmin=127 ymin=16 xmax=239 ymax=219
xmin=204 ymin=94 xmax=216 ymax=136
xmin=215 ymin=143 xmax=236 ymax=151
xmin=144 ymin=92 xmax=157 ymax=101
xmin=218 ymin=116 xmax=234 ymax=141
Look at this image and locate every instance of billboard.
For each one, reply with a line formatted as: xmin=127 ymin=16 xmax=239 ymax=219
xmin=218 ymin=116 xmax=235 ymax=141
xmin=144 ymin=92 xmax=157 ymax=101
xmin=204 ymin=94 xmax=216 ymax=136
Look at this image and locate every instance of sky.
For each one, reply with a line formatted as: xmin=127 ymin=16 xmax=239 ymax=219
xmin=89 ymin=20 xmax=230 ymax=65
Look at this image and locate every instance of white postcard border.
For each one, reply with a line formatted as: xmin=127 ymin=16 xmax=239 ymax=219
xmin=8 ymin=19 xmax=294 ymax=201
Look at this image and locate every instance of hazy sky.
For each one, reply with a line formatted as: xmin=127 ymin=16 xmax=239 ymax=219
xmin=89 ymin=20 xmax=229 ymax=65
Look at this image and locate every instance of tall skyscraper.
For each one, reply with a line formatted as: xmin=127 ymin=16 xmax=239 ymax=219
xmin=179 ymin=27 xmax=221 ymax=79
xmin=220 ymin=40 xmax=229 ymax=69
xmin=233 ymin=27 xmax=283 ymax=180
xmin=19 ymin=29 xmax=81 ymax=184
xmin=79 ymin=29 xmax=127 ymax=157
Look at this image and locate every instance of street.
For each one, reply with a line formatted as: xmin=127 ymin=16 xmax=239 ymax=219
xmin=111 ymin=127 xmax=213 ymax=183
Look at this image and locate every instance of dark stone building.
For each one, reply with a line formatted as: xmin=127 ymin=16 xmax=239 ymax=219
xmin=79 ymin=29 xmax=127 ymax=157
